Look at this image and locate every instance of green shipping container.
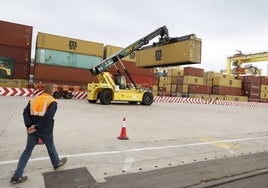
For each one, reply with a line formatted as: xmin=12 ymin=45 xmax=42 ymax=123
xmin=35 ymin=48 xmax=102 ymax=69
xmin=0 ymin=56 xmax=14 ymax=79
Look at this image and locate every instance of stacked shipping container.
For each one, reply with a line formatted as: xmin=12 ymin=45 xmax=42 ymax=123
xmin=155 ymin=67 xmax=251 ymax=102
xmin=212 ymin=75 xmax=242 ymax=96
xmin=33 ymin=32 xmax=104 ymax=88
xmin=157 ymin=68 xmax=184 ymax=96
xmin=242 ymin=76 xmax=261 ymax=102
xmin=136 ymin=36 xmax=202 ymax=68
xmin=260 ymin=77 xmax=268 ymax=102
xmin=0 ymin=20 xmax=159 ymax=91
xmin=2 ymin=20 xmax=268 ymax=103
xmin=0 ymin=20 xmax=32 ymax=87
xmin=182 ymin=67 xmax=210 ymax=95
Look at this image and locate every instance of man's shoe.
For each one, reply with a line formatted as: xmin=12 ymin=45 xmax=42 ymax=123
xmin=54 ymin=157 xmax=67 ymax=170
xmin=10 ymin=176 xmax=28 ymax=184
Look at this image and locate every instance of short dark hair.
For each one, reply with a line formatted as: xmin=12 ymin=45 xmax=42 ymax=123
xmin=44 ymin=84 xmax=55 ymax=95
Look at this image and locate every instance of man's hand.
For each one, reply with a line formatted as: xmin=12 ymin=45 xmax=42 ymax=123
xmin=27 ymin=125 xmax=37 ymax=134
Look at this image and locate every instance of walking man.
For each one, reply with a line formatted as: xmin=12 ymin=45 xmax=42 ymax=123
xmin=10 ymin=84 xmax=67 ymax=184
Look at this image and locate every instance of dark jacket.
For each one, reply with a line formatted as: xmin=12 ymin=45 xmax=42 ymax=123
xmin=23 ymin=100 xmax=57 ymax=135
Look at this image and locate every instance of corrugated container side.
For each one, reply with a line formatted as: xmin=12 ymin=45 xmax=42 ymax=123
xmin=243 ymin=90 xmax=260 ymax=99
xmin=104 ymin=45 xmax=136 ymax=62
xmin=204 ymin=71 xmax=222 ymax=79
xmin=0 ymin=20 xmax=32 ymax=48
xmin=131 ymin=74 xmax=156 ymax=88
xmin=170 ymin=76 xmax=178 ymax=84
xmin=136 ymin=39 xmax=201 ymax=68
xmin=183 ymin=76 xmax=204 ymax=85
xmin=209 ymin=94 xmax=225 ymax=100
xmin=177 ymin=76 xmax=183 ymax=85
xmin=184 ymin=67 xmax=204 ymax=77
xmin=188 ymin=93 xmax=210 ymax=100
xmin=243 ymin=76 xmax=261 ymax=84
xmin=181 ymin=84 xmax=190 ymax=93
xmin=213 ymin=77 xmax=241 ymax=88
xmin=259 ymin=92 xmax=268 ymax=100
xmin=33 ymin=64 xmax=97 ymax=86
xmin=107 ymin=60 xmax=155 ymax=76
xmin=35 ymin=48 xmax=101 ymax=69
xmin=224 ymin=95 xmax=248 ymax=101
xmin=212 ymin=86 xmax=241 ymax=96
xmin=248 ymin=98 xmax=260 ymax=102
xmin=0 ymin=45 xmax=31 ymax=63
xmin=108 ymin=70 xmax=157 ymax=88
xmin=159 ymin=77 xmax=172 ymax=83
xmin=260 ymin=77 xmax=268 ymax=85
xmin=188 ymin=84 xmax=211 ymax=94
xmin=260 ymin=85 xmax=268 ymax=92
xmin=13 ymin=62 xmax=30 ymax=79
xmin=36 ymin=32 xmax=104 ymax=56
xmin=242 ymin=83 xmax=260 ymax=91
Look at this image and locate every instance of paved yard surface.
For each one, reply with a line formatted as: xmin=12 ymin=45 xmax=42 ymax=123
xmin=1 ymin=96 xmax=268 ymax=187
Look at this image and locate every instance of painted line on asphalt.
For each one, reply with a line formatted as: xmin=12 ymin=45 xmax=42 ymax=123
xmin=1 ymin=135 xmax=268 ymax=165
xmin=122 ymin=157 xmax=135 ymax=173
xmin=223 ymin=145 xmax=237 ymax=155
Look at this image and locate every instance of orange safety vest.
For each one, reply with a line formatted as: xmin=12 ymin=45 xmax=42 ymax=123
xmin=30 ymin=93 xmax=56 ymax=116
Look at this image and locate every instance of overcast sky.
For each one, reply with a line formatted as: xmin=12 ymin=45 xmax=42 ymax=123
xmin=2 ymin=0 xmax=268 ymax=74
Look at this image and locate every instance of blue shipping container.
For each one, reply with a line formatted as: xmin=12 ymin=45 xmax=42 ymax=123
xmin=35 ymin=48 xmax=102 ymax=69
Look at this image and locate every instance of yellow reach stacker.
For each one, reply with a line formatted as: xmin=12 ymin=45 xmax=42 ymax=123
xmin=87 ymin=26 xmax=202 ymax=105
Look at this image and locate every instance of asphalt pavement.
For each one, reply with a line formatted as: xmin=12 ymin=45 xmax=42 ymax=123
xmin=1 ymin=96 xmax=268 ymax=188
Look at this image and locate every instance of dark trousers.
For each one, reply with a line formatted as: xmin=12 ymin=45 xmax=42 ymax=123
xmin=14 ymin=133 xmax=59 ymax=177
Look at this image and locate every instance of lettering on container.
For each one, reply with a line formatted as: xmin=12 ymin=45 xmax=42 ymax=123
xmin=129 ymin=52 xmax=136 ymax=59
xmin=69 ymin=41 xmax=77 ymax=50
xmin=40 ymin=49 xmax=45 ymax=63
xmin=155 ymin=50 xmax=162 ymax=61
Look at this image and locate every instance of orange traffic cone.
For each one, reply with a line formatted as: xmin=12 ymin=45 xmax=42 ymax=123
xmin=118 ymin=117 xmax=129 ymax=140
xmin=38 ymin=137 xmax=44 ymax=145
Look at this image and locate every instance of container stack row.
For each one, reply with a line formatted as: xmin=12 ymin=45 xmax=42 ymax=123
xmin=0 ymin=20 xmax=32 ymax=87
xmin=32 ymin=32 xmax=104 ymax=89
xmin=242 ymin=76 xmax=268 ymax=102
xmin=0 ymin=20 xmax=156 ymax=91
xmin=154 ymin=66 xmax=268 ymax=102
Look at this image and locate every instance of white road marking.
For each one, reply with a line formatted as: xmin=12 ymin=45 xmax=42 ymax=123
xmin=223 ymin=145 xmax=237 ymax=155
xmin=1 ymin=136 xmax=268 ymax=165
xmin=122 ymin=157 xmax=135 ymax=173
